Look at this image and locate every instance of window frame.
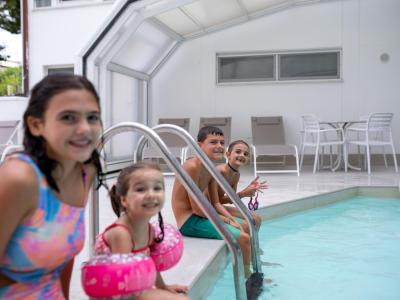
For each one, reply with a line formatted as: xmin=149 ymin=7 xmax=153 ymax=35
xmin=277 ymin=50 xmax=341 ymax=81
xmin=44 ymin=64 xmax=75 ymax=76
xmin=217 ymin=53 xmax=276 ymax=84
xmin=216 ymin=48 xmax=342 ymax=85
xmin=34 ymin=0 xmax=113 ymax=9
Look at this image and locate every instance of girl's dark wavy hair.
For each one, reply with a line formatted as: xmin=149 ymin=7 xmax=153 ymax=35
xmin=109 ymin=161 xmax=165 ymax=243
xmin=23 ymin=73 xmax=104 ymax=192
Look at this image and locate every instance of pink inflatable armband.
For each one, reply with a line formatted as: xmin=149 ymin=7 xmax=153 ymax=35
xmin=81 ymin=253 xmax=156 ymax=298
xmin=150 ymin=222 xmax=184 ymax=272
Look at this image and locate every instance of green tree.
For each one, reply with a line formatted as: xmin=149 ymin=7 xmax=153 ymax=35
xmin=0 ymin=66 xmax=22 ymax=95
xmin=0 ymin=0 xmax=21 ymax=61
xmin=0 ymin=0 xmax=21 ymax=34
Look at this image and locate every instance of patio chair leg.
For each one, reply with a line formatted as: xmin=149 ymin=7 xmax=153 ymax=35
xmin=343 ymin=144 xmax=348 ymax=172
xmin=313 ymin=145 xmax=319 ymax=174
xmin=299 ymin=144 xmax=305 ymax=170
xmin=383 ymin=146 xmax=388 ymax=168
xmin=363 ymin=148 xmax=367 ymax=171
xmin=390 ymin=143 xmax=398 ymax=172
xmin=366 ymin=145 xmax=371 ymax=175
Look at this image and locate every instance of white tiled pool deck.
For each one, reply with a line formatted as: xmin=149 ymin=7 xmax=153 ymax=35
xmin=70 ymin=165 xmax=400 ymax=299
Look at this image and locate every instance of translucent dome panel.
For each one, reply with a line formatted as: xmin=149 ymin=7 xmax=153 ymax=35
xmin=184 ymin=0 xmax=243 ymax=28
xmin=155 ymin=9 xmax=201 ymax=37
xmin=241 ymin=0 xmax=290 ymax=14
xmin=112 ymin=20 xmax=176 ymax=74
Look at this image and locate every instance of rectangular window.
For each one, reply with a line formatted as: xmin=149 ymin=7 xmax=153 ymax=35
xmin=45 ymin=66 xmax=74 ymax=75
xmin=279 ymin=52 xmax=340 ymax=80
xmin=35 ymin=0 xmax=113 ymax=8
xmin=35 ymin=0 xmax=51 ymax=7
xmin=218 ymin=55 xmax=275 ymax=83
xmin=217 ymin=49 xmax=341 ymax=84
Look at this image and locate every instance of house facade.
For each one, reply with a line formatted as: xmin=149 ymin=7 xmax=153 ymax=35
xmin=24 ymin=0 xmax=400 ymax=158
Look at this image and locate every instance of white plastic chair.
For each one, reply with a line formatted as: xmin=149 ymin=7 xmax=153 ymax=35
xmin=300 ymin=115 xmax=347 ymax=173
xmin=345 ymin=113 xmax=398 ymax=174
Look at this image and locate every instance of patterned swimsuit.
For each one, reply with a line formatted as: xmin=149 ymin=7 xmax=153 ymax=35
xmin=0 ymin=154 xmax=86 ymax=299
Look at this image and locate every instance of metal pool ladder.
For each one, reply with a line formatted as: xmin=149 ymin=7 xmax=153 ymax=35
xmin=138 ymin=124 xmax=264 ymax=298
xmin=90 ymin=122 xmax=262 ymax=299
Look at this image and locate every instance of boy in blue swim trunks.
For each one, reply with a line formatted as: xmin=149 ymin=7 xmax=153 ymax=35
xmin=171 ymin=126 xmax=252 ymax=277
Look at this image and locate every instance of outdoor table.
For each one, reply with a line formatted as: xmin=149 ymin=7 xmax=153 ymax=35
xmin=319 ymin=120 xmax=366 ymax=171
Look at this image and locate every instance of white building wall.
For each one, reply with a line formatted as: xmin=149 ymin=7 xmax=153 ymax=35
xmin=151 ymin=0 xmax=400 ymax=151
xmin=28 ymin=1 xmax=114 ymax=88
xmin=0 ymin=97 xmax=28 ymax=121
xmin=0 ymin=97 xmax=28 ymax=143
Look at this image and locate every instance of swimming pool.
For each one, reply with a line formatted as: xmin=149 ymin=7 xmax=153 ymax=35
xmin=206 ymin=195 xmax=400 ymax=300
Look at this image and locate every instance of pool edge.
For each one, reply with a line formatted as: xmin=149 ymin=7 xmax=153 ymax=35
xmin=190 ymin=186 xmax=400 ymax=299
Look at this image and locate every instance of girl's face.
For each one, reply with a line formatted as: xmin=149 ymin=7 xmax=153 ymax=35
xmin=227 ymin=143 xmax=250 ymax=168
xmin=28 ymin=89 xmax=102 ymax=164
xmin=121 ymin=168 xmax=165 ymax=218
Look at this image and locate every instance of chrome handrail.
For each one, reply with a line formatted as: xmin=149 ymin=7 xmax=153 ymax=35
xmin=0 ymin=144 xmax=24 ymax=162
xmin=90 ymin=122 xmax=247 ymax=300
xmin=137 ymin=124 xmax=262 ymax=270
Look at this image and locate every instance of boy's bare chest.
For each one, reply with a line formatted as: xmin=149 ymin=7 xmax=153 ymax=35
xmin=197 ymin=171 xmax=212 ymax=192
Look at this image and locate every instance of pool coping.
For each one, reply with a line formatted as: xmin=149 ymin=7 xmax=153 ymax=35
xmin=188 ymin=185 xmax=400 ymax=300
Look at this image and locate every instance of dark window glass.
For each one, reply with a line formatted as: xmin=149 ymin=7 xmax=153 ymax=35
xmin=47 ymin=67 xmax=74 ymax=75
xmin=279 ymin=52 xmax=339 ymax=80
xmin=218 ymin=55 xmax=275 ymax=83
xmin=35 ymin=0 xmax=51 ymax=7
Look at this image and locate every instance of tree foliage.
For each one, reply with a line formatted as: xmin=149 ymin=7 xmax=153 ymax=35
xmin=0 ymin=66 xmax=22 ymax=95
xmin=0 ymin=0 xmax=21 ymax=34
xmin=0 ymin=0 xmax=20 ymax=62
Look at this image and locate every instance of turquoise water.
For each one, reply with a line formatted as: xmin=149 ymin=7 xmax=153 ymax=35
xmin=206 ymin=196 xmax=400 ymax=300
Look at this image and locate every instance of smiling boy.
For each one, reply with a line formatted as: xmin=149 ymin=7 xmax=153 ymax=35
xmin=171 ymin=126 xmax=252 ymax=277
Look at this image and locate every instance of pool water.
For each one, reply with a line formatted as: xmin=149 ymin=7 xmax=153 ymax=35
xmin=206 ymin=196 xmax=400 ymax=300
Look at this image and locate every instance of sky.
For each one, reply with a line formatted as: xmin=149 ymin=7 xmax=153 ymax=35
xmin=0 ymin=28 xmax=22 ymax=63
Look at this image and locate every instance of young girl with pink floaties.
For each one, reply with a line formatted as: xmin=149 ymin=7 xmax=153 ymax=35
xmin=92 ymin=161 xmax=189 ymax=300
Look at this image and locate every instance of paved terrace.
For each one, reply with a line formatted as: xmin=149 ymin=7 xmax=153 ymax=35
xmin=70 ymin=165 xmax=400 ymax=299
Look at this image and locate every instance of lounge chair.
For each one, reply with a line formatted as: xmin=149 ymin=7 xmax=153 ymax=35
xmin=142 ymin=118 xmax=190 ymax=174
xmin=186 ymin=117 xmax=231 ymax=162
xmin=251 ymin=116 xmax=299 ymax=176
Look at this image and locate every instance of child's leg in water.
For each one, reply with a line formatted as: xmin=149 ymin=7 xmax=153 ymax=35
xmin=224 ymin=205 xmax=262 ymax=232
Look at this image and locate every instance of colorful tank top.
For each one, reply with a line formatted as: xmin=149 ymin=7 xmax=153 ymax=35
xmin=0 ymin=154 xmax=86 ymax=299
xmin=95 ymin=223 xmax=153 ymax=256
